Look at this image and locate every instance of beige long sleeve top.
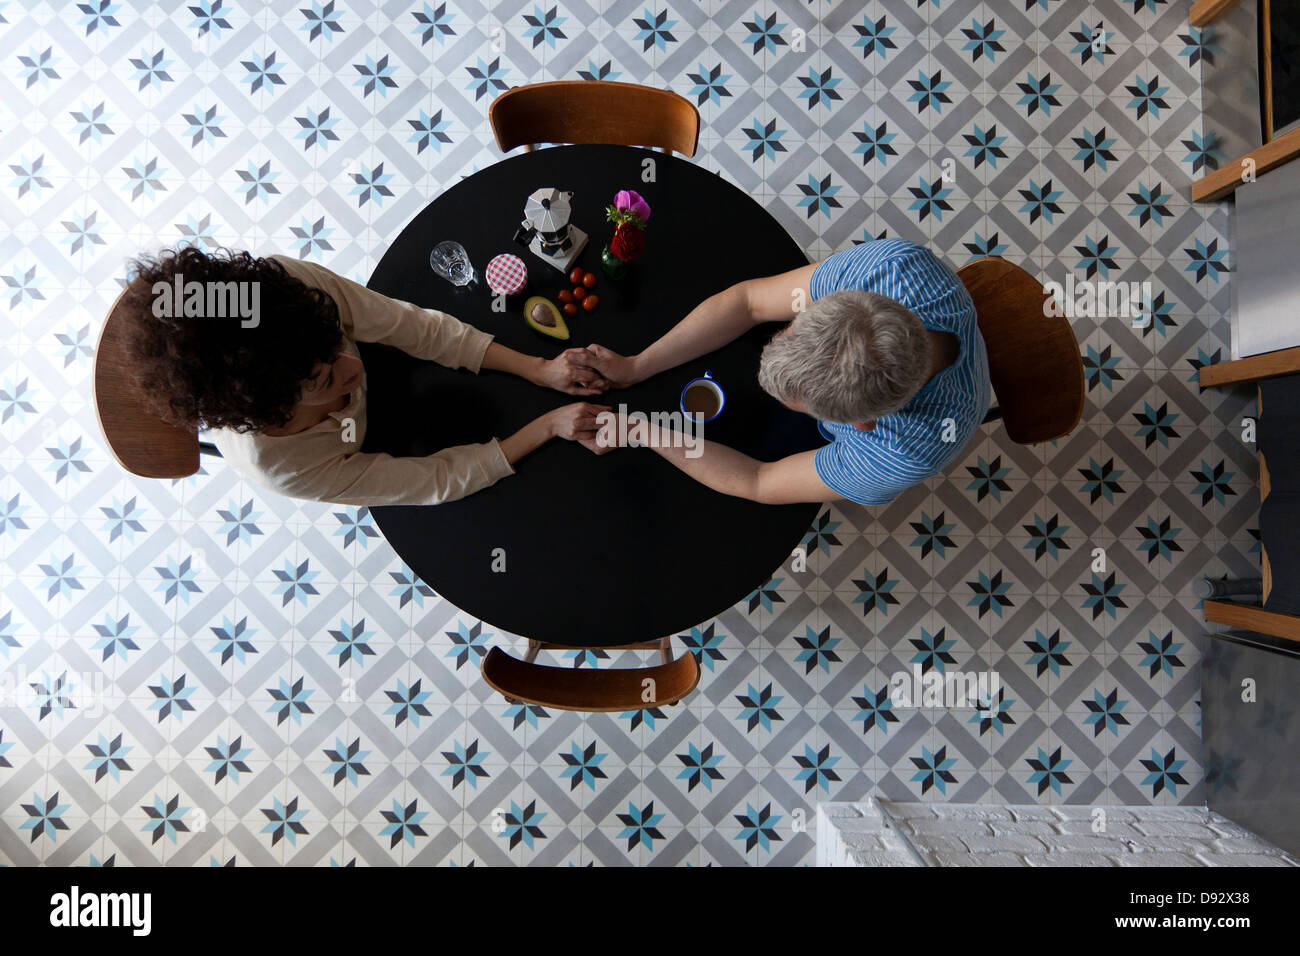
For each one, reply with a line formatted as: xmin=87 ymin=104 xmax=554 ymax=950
xmin=209 ymin=255 xmax=515 ymax=506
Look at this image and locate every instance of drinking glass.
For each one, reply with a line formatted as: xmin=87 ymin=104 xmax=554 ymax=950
xmin=430 ymin=241 xmax=478 ymax=288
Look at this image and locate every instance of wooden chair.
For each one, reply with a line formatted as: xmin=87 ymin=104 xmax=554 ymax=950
xmin=489 ymin=81 xmax=700 ymax=157
xmin=957 ymin=257 xmax=1085 ymax=444
xmin=93 ymin=280 xmax=222 ymax=479
xmin=481 ymin=638 xmax=701 ymax=712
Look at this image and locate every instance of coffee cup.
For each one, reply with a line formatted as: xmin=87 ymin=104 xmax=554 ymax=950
xmin=679 ymin=371 xmax=726 ymax=422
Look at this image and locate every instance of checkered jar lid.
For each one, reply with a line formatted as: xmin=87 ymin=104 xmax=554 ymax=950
xmin=485 ymin=254 xmax=528 ymax=295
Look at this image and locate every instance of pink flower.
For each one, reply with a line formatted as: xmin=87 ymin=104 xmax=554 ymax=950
xmin=613 ymin=189 xmax=651 ymax=224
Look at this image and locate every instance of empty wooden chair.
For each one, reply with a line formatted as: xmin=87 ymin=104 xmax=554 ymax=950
xmin=93 ymin=280 xmax=221 ymax=479
xmin=958 ymin=257 xmax=1085 ymax=444
xmin=482 ymin=638 xmax=701 ymax=712
xmin=489 ymin=80 xmax=700 ymax=157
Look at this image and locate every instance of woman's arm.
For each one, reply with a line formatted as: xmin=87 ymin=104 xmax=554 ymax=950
xmin=498 ymin=409 xmax=554 ymax=465
xmin=270 ymin=256 xmax=494 ymax=369
xmin=245 ymin=404 xmax=609 ymax=507
xmin=499 ymin=402 xmax=611 ymax=466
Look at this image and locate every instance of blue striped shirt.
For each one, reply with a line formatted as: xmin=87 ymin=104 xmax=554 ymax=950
xmin=809 ymin=239 xmax=992 ymax=506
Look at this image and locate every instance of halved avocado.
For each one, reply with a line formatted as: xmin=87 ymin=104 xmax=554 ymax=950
xmin=524 ymin=295 xmax=570 ymax=340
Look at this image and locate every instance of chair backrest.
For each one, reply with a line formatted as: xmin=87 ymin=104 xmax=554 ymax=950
xmin=957 ymin=257 xmax=1084 ymax=445
xmin=482 ymin=645 xmax=701 ymax=712
xmin=93 ymin=280 xmax=203 ymax=479
xmin=489 ymin=81 xmax=700 ymax=157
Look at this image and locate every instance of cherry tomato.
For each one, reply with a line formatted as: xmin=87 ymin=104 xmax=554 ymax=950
xmin=569 ymin=267 xmax=585 ymax=285
xmin=572 ymin=286 xmax=587 ymax=301
xmin=562 ymin=302 xmax=578 ymax=317
xmin=582 ymin=272 xmax=597 ymax=288
xmin=557 ymin=289 xmax=574 ymax=303
xmin=582 ymin=294 xmax=599 ymax=312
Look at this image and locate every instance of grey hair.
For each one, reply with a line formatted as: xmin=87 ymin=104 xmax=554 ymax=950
xmin=758 ymin=290 xmax=933 ymax=423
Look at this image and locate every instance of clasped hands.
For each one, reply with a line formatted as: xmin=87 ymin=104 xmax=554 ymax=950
xmin=536 ymin=344 xmax=648 ymax=455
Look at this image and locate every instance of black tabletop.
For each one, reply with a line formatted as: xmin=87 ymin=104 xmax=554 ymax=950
xmin=362 ymin=144 xmax=822 ymax=646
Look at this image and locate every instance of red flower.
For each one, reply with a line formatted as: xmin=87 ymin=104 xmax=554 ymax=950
xmin=610 ymin=223 xmax=646 ymax=261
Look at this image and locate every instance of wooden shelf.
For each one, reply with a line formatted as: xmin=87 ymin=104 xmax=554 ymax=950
xmin=1190 ymin=0 xmax=1243 ymax=27
xmin=1191 ymin=127 xmax=1300 ymax=202
xmin=1199 ymin=365 xmax=1300 ymax=639
xmin=1189 ymin=0 xmax=1300 ymax=200
xmin=1198 ymin=345 xmax=1300 ymax=387
xmin=1205 ymin=599 xmax=1300 ymax=643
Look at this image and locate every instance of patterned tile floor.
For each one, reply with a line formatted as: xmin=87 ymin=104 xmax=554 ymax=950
xmin=0 ymin=0 xmax=1256 ymax=865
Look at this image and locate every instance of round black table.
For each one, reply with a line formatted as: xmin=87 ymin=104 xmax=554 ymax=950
xmin=362 ymin=144 xmax=822 ymax=646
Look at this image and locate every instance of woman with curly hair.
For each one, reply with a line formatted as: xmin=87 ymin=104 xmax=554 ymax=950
xmin=124 ymin=246 xmax=610 ymax=506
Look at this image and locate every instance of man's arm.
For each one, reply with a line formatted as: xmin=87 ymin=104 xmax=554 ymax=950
xmin=479 ymin=342 xmax=611 ymax=396
xmin=588 ymin=262 xmax=819 ymax=384
xmin=625 ymin=419 xmax=840 ymax=504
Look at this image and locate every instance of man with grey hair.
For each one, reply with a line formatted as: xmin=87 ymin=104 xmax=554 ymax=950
xmin=582 ymin=238 xmax=992 ymax=505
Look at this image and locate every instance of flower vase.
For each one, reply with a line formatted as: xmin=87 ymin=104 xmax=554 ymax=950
xmin=600 ymin=244 xmax=628 ymax=280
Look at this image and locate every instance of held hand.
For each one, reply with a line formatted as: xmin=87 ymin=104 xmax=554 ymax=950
xmin=583 ymin=344 xmax=641 ymax=388
xmin=577 ymin=433 xmax=614 ymax=455
xmin=548 ymin=402 xmax=613 ymax=443
xmin=536 ymin=350 xmax=612 ymax=396
xmin=589 ymin=409 xmax=648 ymax=452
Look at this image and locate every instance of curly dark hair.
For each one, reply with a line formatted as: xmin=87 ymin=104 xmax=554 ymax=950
xmin=123 ymin=246 xmax=343 ymax=433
